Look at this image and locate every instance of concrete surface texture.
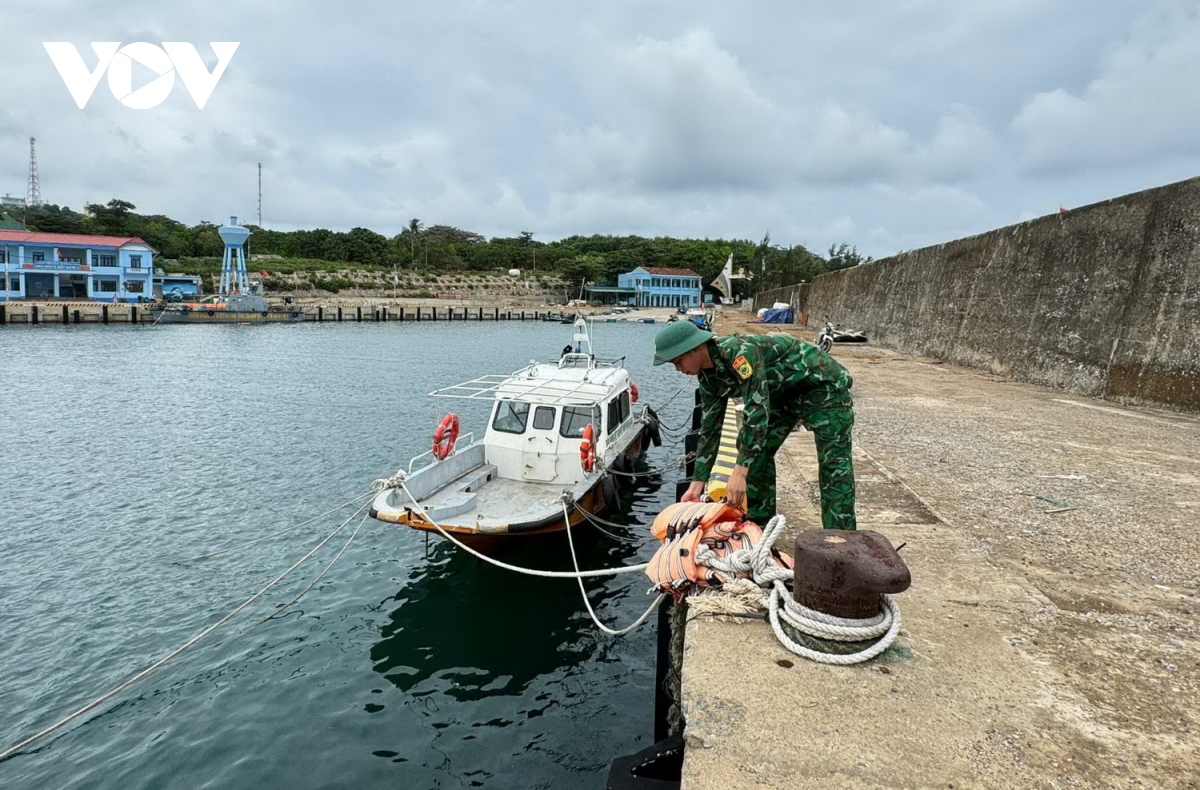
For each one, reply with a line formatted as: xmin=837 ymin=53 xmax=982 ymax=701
xmin=800 ymin=176 xmax=1200 ymax=410
xmin=678 ymin=315 xmax=1198 ymax=789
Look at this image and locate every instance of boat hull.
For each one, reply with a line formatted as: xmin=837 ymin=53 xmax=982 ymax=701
xmin=151 ymin=308 xmax=304 ymax=323
xmin=372 ymin=421 xmax=655 ymax=551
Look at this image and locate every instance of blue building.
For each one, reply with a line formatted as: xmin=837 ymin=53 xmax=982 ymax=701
xmin=0 ymin=230 xmax=156 ymax=301
xmin=616 ymin=266 xmax=703 ymax=308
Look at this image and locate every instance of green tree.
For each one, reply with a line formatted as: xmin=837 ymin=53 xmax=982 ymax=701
xmin=405 ymin=218 xmax=423 ymax=265
xmin=558 ymin=253 xmax=608 ymax=292
xmin=85 ymin=199 xmax=137 ymax=235
xmin=826 ymin=243 xmax=871 ymax=270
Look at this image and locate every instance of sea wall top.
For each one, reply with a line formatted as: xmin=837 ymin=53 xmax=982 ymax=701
xmin=804 ymin=176 xmax=1200 ymax=410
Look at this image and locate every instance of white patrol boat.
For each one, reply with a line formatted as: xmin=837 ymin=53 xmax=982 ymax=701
xmin=370 ymin=318 xmax=662 ymax=548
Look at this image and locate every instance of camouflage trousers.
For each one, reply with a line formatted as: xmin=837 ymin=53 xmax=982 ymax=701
xmin=745 ymin=388 xmax=857 ymax=530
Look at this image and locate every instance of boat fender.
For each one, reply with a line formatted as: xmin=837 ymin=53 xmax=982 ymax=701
xmin=630 ymin=382 xmax=639 ymax=403
xmin=432 ymin=413 xmax=460 ymax=460
xmin=207 ymin=310 xmax=214 ymax=316
xmin=646 ymin=406 xmax=662 ymax=447
xmin=601 ymin=473 xmax=620 ymax=511
xmin=580 ymin=424 xmax=597 ymax=472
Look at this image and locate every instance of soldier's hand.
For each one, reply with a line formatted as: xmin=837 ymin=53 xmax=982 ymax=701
xmin=725 ymin=466 xmax=749 ymax=511
xmin=681 ymin=480 xmax=707 ymax=502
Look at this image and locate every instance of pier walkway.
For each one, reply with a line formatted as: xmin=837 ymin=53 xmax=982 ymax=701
xmin=679 ymin=317 xmax=1199 ymax=788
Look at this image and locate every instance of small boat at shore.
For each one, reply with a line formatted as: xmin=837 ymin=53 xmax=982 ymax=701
xmin=149 ymin=291 xmax=304 ymax=324
xmin=149 ymin=216 xmax=304 ymax=324
xmin=370 ymin=317 xmax=662 ymax=548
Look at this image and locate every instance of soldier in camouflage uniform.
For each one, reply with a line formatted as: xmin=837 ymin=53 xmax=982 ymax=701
xmin=654 ymin=321 xmax=857 ymax=530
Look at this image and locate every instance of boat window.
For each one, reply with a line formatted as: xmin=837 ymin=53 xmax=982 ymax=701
xmin=605 ymin=391 xmax=633 ymax=436
xmin=560 ymin=405 xmax=599 ymax=438
xmin=532 ymin=405 xmax=557 ymax=431
xmin=493 ymin=400 xmax=530 ymax=434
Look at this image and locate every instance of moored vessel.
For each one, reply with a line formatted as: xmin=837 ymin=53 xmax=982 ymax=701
xmin=370 ymin=317 xmax=662 ymax=548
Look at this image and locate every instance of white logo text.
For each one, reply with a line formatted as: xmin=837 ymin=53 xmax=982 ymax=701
xmin=43 ymin=42 xmax=239 ymax=109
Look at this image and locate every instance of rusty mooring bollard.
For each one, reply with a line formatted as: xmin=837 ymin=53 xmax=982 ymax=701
xmin=793 ymin=530 xmax=911 ymax=619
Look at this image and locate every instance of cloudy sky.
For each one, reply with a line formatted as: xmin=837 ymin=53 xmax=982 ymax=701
xmin=1 ymin=0 xmax=1198 ymax=258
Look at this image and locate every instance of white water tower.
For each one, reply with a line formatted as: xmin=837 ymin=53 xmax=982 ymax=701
xmin=218 ymin=216 xmax=251 ymax=295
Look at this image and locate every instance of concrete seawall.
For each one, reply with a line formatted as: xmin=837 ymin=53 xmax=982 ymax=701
xmin=800 ymin=176 xmax=1200 ymax=410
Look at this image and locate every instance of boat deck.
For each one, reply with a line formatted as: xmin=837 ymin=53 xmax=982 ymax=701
xmin=428 ymin=476 xmax=574 ymax=529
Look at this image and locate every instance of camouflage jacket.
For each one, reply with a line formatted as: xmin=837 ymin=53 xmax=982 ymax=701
xmin=693 ymin=334 xmax=853 ymax=481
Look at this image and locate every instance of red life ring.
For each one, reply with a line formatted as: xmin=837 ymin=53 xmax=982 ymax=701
xmin=432 ymin=413 xmax=460 ymax=460
xmin=579 ymin=424 xmax=597 ymax=472
xmin=629 ymin=382 xmax=639 ymax=403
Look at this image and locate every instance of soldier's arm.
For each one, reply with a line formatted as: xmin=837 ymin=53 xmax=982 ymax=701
xmin=733 ymin=343 xmax=770 ymax=468
xmin=691 ymin=381 xmax=726 ymax=482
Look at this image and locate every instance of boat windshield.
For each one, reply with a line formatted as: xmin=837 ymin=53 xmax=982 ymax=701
xmin=493 ymin=400 xmax=530 ymax=434
xmin=560 ymin=405 xmax=598 ymax=438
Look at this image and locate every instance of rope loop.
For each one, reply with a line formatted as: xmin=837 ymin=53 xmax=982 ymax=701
xmin=689 ymin=514 xmax=903 ymax=665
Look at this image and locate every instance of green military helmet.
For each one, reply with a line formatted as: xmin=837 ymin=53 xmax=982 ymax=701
xmin=653 ymin=319 xmax=714 ymax=365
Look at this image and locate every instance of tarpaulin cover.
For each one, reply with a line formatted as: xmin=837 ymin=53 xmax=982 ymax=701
xmin=760 ymin=307 xmax=794 ymax=324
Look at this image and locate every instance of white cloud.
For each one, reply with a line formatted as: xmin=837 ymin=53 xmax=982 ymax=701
xmin=0 ymin=1 xmax=1195 ymax=260
xmin=1013 ymin=4 xmax=1200 ymax=172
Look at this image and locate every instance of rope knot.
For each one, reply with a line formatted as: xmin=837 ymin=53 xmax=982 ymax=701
xmin=371 ymin=470 xmax=407 ymax=491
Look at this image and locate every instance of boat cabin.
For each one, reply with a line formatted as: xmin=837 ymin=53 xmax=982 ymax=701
xmin=484 ymin=362 xmax=635 ymax=485
xmin=429 ymin=333 xmax=638 ymax=488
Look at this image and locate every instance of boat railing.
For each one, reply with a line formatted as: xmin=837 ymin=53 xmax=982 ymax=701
xmin=557 ymin=353 xmax=594 ymax=369
xmin=430 ymin=372 xmax=616 ymax=406
xmin=408 ymin=431 xmax=476 ymax=474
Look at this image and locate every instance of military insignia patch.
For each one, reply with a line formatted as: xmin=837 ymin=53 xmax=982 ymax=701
xmin=732 ymin=355 xmax=753 ymax=380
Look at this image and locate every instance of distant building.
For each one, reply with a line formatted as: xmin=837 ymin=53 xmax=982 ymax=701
xmin=582 ymin=284 xmax=637 ymax=305
xmin=616 ymin=266 xmax=702 ymax=308
xmin=0 ymin=229 xmax=155 ymax=301
xmin=0 ymin=193 xmax=24 ymax=210
xmin=154 ymin=273 xmax=203 ymax=299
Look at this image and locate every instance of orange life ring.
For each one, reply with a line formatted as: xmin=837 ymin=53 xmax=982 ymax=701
xmin=432 ymin=413 xmax=460 ymax=460
xmin=579 ymin=424 xmax=597 ymax=472
xmin=629 ymin=382 xmax=639 ymax=402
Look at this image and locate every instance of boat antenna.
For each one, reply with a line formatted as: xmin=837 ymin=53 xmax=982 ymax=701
xmin=572 ymin=315 xmax=593 ymax=357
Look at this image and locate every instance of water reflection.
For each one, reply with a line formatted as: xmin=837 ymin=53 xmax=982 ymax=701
xmin=371 ymin=459 xmax=668 ymax=708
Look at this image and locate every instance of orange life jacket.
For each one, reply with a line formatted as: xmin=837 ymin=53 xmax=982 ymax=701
xmin=646 ymin=502 xmax=793 ymax=598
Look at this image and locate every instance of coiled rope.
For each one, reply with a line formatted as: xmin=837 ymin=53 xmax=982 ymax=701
xmin=694 ymin=514 xmax=902 ymax=665
xmin=0 ymin=499 xmax=374 ymax=762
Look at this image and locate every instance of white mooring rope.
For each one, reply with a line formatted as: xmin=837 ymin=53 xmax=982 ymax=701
xmin=561 ymin=501 xmax=665 ymax=636
xmin=170 ymin=490 xmax=377 ymax=564
xmin=0 ymin=498 xmax=374 ymax=762
xmin=694 ymin=514 xmax=902 ymax=665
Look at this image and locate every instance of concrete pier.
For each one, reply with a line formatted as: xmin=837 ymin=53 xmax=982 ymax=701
xmin=0 ymin=301 xmax=568 ymax=325
xmin=677 ymin=315 xmax=1199 ymax=789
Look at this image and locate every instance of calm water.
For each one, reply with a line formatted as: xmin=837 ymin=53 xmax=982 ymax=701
xmin=0 ymin=319 xmax=693 ymax=789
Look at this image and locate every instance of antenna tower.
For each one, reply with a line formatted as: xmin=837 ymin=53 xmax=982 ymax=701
xmin=27 ymin=137 xmax=42 ymax=207
xmin=257 ymin=163 xmax=262 ymax=227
